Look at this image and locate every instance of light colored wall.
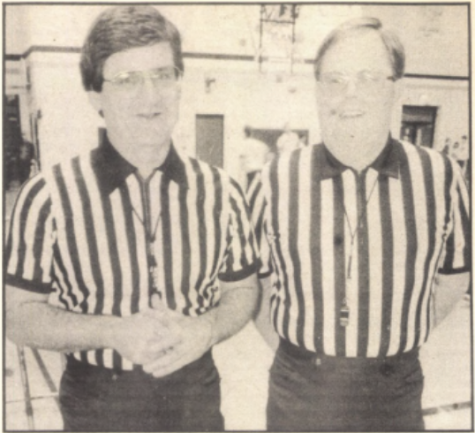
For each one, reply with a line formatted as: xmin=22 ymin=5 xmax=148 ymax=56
xmin=26 ymin=52 xmax=99 ymax=168
xmin=5 ymin=4 xmax=470 ymax=178
xmin=400 ymin=79 xmax=469 ymax=150
xmin=362 ymin=4 xmax=469 ymax=77
xmin=5 ymin=60 xmax=31 ymax=140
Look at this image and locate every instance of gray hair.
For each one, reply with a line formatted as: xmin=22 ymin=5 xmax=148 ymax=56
xmin=314 ymin=17 xmax=405 ymax=81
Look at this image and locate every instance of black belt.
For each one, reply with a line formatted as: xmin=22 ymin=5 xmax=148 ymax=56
xmin=279 ymin=338 xmax=419 ymax=376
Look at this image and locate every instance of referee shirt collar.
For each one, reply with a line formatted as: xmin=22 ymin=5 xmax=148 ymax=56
xmin=319 ymin=135 xmax=399 ymax=180
xmin=92 ymin=133 xmax=188 ymax=195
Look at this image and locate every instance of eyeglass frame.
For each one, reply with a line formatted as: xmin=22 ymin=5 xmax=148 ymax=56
xmin=316 ymin=70 xmax=397 ymax=95
xmin=102 ymin=66 xmax=182 ymax=91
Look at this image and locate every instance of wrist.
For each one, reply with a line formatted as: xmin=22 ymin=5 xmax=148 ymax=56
xmin=100 ymin=315 xmax=122 ymax=350
xmin=199 ymin=310 xmax=217 ymax=348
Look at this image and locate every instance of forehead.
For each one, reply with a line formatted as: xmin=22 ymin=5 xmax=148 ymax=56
xmin=103 ymin=42 xmax=174 ymax=76
xmin=320 ymin=30 xmax=392 ymax=74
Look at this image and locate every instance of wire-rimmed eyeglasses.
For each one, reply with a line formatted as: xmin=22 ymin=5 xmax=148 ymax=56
xmin=103 ymin=66 xmax=182 ymax=92
xmin=317 ymin=70 xmax=396 ymax=95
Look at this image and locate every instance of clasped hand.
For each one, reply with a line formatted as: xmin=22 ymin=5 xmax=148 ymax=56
xmin=113 ymin=294 xmax=214 ymax=378
xmin=142 ymin=294 xmax=215 ymax=378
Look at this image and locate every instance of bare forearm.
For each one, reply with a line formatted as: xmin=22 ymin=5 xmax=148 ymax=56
xmin=142 ymin=275 xmax=259 ymax=377
xmin=433 ymin=272 xmax=470 ymax=326
xmin=207 ymin=281 xmax=259 ymax=346
xmin=6 ymin=301 xmax=117 ymax=352
xmin=7 ymin=286 xmax=180 ymax=365
xmin=254 ymin=277 xmax=279 ymax=351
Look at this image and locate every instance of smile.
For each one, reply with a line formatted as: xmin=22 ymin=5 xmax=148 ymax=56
xmin=138 ymin=112 xmax=161 ymax=119
xmin=339 ymin=110 xmax=364 ymax=119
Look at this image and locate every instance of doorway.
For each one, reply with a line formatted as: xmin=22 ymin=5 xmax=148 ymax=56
xmin=400 ymin=105 xmax=437 ymax=148
xmin=196 ymin=114 xmax=224 ymax=168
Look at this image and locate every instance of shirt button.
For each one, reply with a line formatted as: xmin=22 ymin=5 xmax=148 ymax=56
xmin=112 ymin=373 xmax=119 ymax=381
xmin=314 ymin=357 xmax=322 ymax=366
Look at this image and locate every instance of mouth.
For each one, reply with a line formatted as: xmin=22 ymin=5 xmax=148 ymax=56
xmin=339 ymin=109 xmax=364 ymax=119
xmin=137 ymin=112 xmax=162 ymax=120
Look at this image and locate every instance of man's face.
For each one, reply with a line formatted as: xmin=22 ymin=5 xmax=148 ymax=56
xmin=90 ymin=42 xmax=181 ymax=155
xmin=316 ymin=30 xmax=401 ymax=163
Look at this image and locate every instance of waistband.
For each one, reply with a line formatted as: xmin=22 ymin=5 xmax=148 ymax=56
xmin=279 ymin=338 xmax=419 ymax=365
xmin=66 ymin=349 xmax=214 ymax=378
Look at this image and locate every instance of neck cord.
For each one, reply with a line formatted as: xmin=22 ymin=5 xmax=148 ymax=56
xmin=340 ymin=172 xmax=379 ymax=326
xmin=131 ymin=206 xmax=161 ymax=245
xmin=131 ymin=205 xmax=162 ymax=298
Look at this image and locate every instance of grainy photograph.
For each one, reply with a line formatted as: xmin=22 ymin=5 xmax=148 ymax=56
xmin=4 ymin=2 xmax=472 ymax=431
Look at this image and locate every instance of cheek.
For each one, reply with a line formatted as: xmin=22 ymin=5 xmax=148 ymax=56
xmin=103 ymin=95 xmax=131 ymax=116
xmin=317 ymin=98 xmax=339 ymax=122
xmin=369 ymin=95 xmax=395 ymax=119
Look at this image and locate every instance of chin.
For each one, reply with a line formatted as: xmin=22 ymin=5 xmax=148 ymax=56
xmin=134 ymin=129 xmax=171 ymax=147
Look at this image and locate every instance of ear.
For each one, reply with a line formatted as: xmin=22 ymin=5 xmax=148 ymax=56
xmin=88 ymin=91 xmax=103 ymax=113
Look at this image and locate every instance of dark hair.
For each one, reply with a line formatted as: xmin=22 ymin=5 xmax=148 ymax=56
xmin=80 ymin=5 xmax=183 ymax=92
xmin=314 ymin=17 xmax=405 ymax=81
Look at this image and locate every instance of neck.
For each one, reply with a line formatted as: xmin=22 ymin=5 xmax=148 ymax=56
xmin=108 ymin=133 xmax=172 ymax=177
xmin=325 ymin=133 xmax=388 ymax=171
xmin=133 ymin=147 xmax=170 ymax=179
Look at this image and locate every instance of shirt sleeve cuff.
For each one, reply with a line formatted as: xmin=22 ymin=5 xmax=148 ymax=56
xmin=258 ymin=270 xmax=273 ymax=279
xmin=438 ymin=266 xmax=471 ymax=275
xmin=218 ymin=261 xmax=259 ymax=282
xmin=5 ymin=274 xmax=53 ymax=294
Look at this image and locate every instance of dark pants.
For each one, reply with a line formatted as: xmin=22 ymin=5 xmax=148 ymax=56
xmin=267 ymin=339 xmax=425 ymax=432
xmin=60 ymin=351 xmax=224 ymax=432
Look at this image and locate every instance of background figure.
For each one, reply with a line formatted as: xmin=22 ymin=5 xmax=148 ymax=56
xmin=457 ymin=135 xmax=470 ymax=179
xmin=17 ymin=139 xmax=37 ymax=184
xmin=275 ymin=122 xmax=301 ymax=154
xmin=297 ymin=133 xmax=308 ymax=148
xmin=441 ymin=137 xmax=451 ymax=155
xmin=450 ymin=140 xmax=460 ymax=161
xmin=239 ymin=125 xmax=272 ymax=191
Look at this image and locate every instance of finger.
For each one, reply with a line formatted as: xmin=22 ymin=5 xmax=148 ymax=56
xmin=149 ymin=295 xmax=182 ymax=319
xmin=148 ymin=332 xmax=182 ymax=352
xmin=150 ymin=359 xmax=189 ymax=378
xmin=146 ymin=303 xmax=183 ymax=322
xmin=143 ymin=343 xmax=186 ymax=373
xmin=148 ymin=352 xmax=191 ymax=378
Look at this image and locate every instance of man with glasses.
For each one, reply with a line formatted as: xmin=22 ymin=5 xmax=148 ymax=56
xmin=6 ymin=6 xmax=259 ymax=431
xmin=254 ymin=17 xmax=469 ymax=431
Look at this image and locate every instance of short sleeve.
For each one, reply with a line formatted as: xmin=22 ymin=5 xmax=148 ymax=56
xmin=246 ymin=170 xmax=272 ymax=278
xmin=5 ymin=175 xmax=56 ymax=293
xmin=218 ymin=179 xmax=259 ymax=282
xmin=438 ymin=160 xmax=470 ymax=274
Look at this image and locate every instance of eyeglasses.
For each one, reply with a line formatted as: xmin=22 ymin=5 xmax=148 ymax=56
xmin=103 ymin=66 xmax=182 ymax=91
xmin=317 ymin=71 xmax=396 ymax=95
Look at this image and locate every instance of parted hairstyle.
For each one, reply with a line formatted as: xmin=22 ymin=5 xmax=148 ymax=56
xmin=314 ymin=17 xmax=405 ymax=81
xmin=80 ymin=5 xmax=184 ymax=92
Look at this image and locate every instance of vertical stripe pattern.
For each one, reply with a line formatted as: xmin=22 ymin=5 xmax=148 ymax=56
xmin=6 ymin=147 xmax=258 ymax=370
xmin=253 ymin=140 xmax=469 ymax=357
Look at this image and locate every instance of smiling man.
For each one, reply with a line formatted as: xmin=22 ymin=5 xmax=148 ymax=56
xmin=254 ymin=17 xmax=470 ymax=431
xmin=6 ymin=6 xmax=259 ymax=432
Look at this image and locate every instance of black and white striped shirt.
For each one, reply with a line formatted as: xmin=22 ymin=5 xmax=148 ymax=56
xmin=6 ymin=136 xmax=259 ymax=370
xmin=246 ymin=171 xmax=267 ymax=268
xmin=256 ymin=137 xmax=469 ymax=357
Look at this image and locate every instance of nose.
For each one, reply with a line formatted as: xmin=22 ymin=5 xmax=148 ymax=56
xmin=135 ymin=75 xmax=161 ymax=103
xmin=344 ymin=77 xmax=358 ymax=97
